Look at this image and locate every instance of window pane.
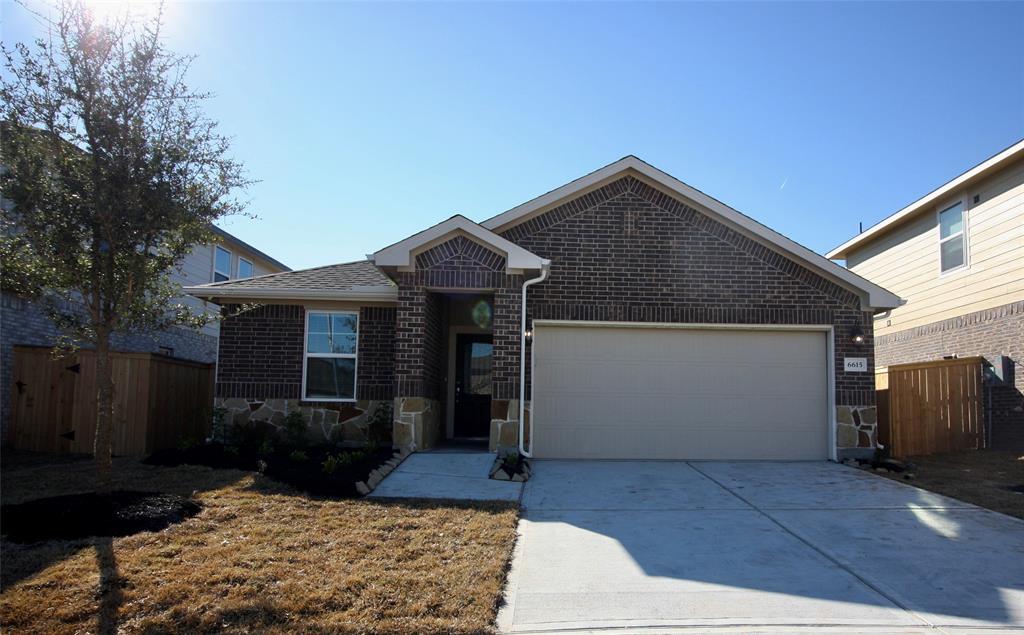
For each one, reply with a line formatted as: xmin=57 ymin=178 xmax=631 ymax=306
xmin=215 ymin=246 xmax=231 ymax=275
xmin=213 ymin=271 xmax=229 ymax=283
xmin=332 ymin=314 xmax=357 ymax=334
xmin=467 ymin=342 xmax=492 ymax=395
xmin=331 ymin=333 xmax=358 ymax=354
xmin=306 ymin=357 xmax=355 ymax=399
xmin=941 ymin=237 xmax=964 ymax=271
xmin=307 ymin=333 xmax=331 ymax=354
xmin=307 ymin=313 xmax=329 ymax=333
xmin=939 ymin=202 xmax=963 ymax=239
xmin=238 ymin=259 xmax=253 ymax=279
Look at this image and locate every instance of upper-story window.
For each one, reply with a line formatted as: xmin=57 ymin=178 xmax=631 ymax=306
xmin=238 ymin=257 xmax=254 ymax=279
xmin=938 ymin=201 xmax=966 ymax=273
xmin=214 ymin=246 xmax=232 ymax=282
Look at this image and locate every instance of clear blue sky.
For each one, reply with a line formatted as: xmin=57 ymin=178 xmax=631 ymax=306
xmin=3 ymin=1 xmax=1022 ymax=271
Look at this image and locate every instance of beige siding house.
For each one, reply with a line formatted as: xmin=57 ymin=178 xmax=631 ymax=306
xmin=828 ymin=139 xmax=1024 ymax=447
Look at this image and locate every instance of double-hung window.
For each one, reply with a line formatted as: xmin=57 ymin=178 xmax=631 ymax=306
xmin=238 ymin=257 xmax=254 ymax=279
xmin=303 ymin=311 xmax=358 ymax=401
xmin=214 ymin=246 xmax=232 ymax=282
xmin=938 ymin=201 xmax=966 ymax=273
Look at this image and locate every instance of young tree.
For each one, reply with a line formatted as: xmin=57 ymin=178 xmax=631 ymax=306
xmin=1 ymin=1 xmax=248 ymax=491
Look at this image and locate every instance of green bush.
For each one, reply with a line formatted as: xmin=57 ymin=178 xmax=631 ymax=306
xmin=321 ymin=454 xmax=339 ymax=474
xmin=289 ymin=449 xmax=308 ymax=462
xmin=283 ymin=409 xmax=308 ymax=447
xmin=259 ymin=438 xmax=275 ymax=456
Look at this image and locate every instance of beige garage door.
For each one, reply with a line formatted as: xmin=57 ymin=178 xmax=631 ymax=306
xmin=531 ymin=325 xmax=829 ymax=460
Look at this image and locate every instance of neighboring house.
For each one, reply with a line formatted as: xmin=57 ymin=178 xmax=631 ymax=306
xmin=827 ymin=139 xmax=1024 ymax=446
xmin=0 ymin=227 xmax=289 ymax=443
xmin=187 ymin=156 xmax=901 ymax=461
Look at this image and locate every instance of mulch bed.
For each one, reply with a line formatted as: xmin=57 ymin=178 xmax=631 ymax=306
xmin=146 ymin=443 xmax=394 ymax=498
xmin=1 ymin=491 xmax=201 ymax=543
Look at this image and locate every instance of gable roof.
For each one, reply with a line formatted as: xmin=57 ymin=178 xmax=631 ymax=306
xmin=826 ymin=138 xmax=1024 ymax=260
xmin=482 ymin=155 xmax=902 ymax=311
xmin=211 ymin=226 xmax=291 ymax=272
xmin=184 ymin=259 xmax=396 ymax=303
xmin=371 ymin=214 xmax=549 ymax=272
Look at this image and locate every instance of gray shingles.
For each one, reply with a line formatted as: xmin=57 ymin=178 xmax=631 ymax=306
xmin=193 ymin=260 xmax=394 ymax=292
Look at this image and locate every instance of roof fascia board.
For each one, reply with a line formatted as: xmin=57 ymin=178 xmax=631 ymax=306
xmin=183 ymin=285 xmax=398 ymax=304
xmin=372 ymin=215 xmax=548 ymax=271
xmin=826 ymin=139 xmax=1024 ymax=259
xmin=484 ymin=156 xmax=900 ymax=310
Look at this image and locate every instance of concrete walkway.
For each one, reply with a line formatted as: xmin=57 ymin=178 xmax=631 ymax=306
xmin=368 ymin=451 xmax=523 ymax=502
xmin=498 ymin=460 xmax=1024 ymax=633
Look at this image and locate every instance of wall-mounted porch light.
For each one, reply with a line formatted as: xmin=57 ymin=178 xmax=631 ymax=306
xmin=524 ymin=328 xmax=534 ymax=345
xmin=850 ymin=324 xmax=866 ymax=346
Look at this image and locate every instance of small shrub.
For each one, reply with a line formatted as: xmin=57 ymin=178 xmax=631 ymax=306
xmin=224 ymin=445 xmax=240 ymax=456
xmin=322 ymin=454 xmax=339 ymax=474
xmin=259 ymin=438 xmax=275 ymax=456
xmin=366 ymin=402 xmax=393 ymax=448
xmin=211 ymin=407 xmax=229 ymax=441
xmin=283 ymin=409 xmax=307 ymax=447
xmin=501 ymin=449 xmax=521 ymax=471
xmin=289 ymin=449 xmax=308 ymax=462
xmin=177 ymin=436 xmax=198 ymax=451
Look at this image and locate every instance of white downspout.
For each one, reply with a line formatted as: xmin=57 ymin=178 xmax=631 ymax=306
xmin=519 ymin=262 xmax=549 ymax=458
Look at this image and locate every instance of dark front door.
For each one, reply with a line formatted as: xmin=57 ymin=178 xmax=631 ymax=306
xmin=454 ymin=334 xmax=492 ymax=438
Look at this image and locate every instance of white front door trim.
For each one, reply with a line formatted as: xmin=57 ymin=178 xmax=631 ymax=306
xmin=530 ymin=320 xmax=838 ymax=461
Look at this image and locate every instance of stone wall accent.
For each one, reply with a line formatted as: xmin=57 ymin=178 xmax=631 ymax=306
xmin=836 ymin=405 xmax=878 ymax=457
xmin=392 ymin=397 xmax=441 ymax=450
xmin=214 ymin=397 xmax=391 ymax=447
xmin=876 ymin=300 xmax=1023 ymax=448
xmin=489 ymin=399 xmax=527 ymax=452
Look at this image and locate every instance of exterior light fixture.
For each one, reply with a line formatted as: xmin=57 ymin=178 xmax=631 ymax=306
xmin=850 ymin=325 xmax=866 ymax=346
xmin=524 ymin=328 xmax=534 ymax=345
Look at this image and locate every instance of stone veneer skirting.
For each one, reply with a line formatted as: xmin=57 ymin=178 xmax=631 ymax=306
xmin=214 ymin=397 xmax=391 ymax=447
xmin=392 ymin=397 xmax=441 ymax=451
xmin=836 ymin=405 xmax=878 ymax=457
xmin=489 ymin=399 xmax=527 ymax=453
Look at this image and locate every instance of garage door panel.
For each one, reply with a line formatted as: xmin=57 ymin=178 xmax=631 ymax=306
xmin=532 ymin=326 xmax=829 ymax=460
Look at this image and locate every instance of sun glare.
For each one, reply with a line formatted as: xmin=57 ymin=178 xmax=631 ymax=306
xmin=83 ymin=0 xmax=163 ymax=24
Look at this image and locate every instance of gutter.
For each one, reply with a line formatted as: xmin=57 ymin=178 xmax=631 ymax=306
xmin=518 ymin=262 xmax=550 ymax=458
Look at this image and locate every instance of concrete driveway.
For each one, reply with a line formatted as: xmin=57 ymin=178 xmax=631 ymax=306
xmin=498 ymin=461 xmax=1024 ymax=633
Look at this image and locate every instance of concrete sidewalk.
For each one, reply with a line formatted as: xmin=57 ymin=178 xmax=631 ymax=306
xmin=498 ymin=460 xmax=1024 ymax=633
xmin=368 ymin=451 xmax=523 ymax=502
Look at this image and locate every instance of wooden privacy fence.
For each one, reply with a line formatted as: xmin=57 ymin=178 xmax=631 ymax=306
xmin=11 ymin=346 xmax=215 ymax=456
xmin=876 ymin=357 xmax=985 ymax=458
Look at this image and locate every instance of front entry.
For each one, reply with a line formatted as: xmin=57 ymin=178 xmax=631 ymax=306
xmin=453 ymin=333 xmax=492 ymax=438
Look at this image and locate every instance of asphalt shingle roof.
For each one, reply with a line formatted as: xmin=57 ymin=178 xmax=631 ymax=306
xmin=194 ymin=259 xmax=394 ymax=292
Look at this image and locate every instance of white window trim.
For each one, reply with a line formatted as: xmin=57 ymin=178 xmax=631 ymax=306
xmin=937 ymin=195 xmax=970 ymax=276
xmin=214 ymin=245 xmax=232 ymax=282
xmin=301 ymin=309 xmax=359 ymax=403
xmin=237 ymin=256 xmax=254 ymax=280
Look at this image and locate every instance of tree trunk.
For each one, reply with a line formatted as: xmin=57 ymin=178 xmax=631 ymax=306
xmin=94 ymin=330 xmax=114 ymax=495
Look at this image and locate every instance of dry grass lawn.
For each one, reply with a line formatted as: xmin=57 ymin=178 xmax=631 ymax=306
xmin=1 ymin=454 xmax=519 ymax=634
xmin=873 ymin=450 xmax=1024 ymax=519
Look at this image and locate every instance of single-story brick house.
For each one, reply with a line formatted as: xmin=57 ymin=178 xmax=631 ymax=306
xmin=186 ymin=157 xmax=901 ymax=461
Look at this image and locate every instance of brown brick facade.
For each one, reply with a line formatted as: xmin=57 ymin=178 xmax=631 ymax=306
xmin=502 ymin=175 xmax=876 ymax=408
xmin=216 ymin=303 xmax=395 ymax=401
xmin=876 ymin=300 xmax=1023 ymax=447
xmin=213 ymin=173 xmax=885 ymax=454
